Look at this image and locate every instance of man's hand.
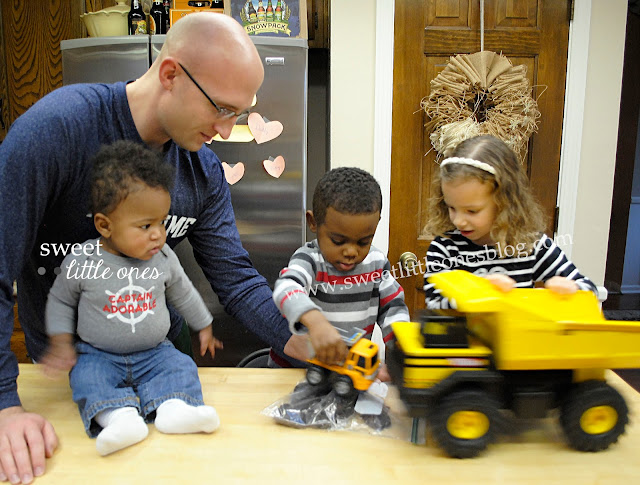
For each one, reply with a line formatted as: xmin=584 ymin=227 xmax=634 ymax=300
xmin=40 ymin=334 xmax=76 ymax=378
xmin=544 ymin=276 xmax=579 ymax=295
xmin=198 ymin=325 xmax=223 ymax=358
xmin=282 ymin=334 xmax=311 ymax=362
xmin=0 ymin=407 xmax=58 ymax=484
xmin=300 ymin=310 xmax=348 ymax=364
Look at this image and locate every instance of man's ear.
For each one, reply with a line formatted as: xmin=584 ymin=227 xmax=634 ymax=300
xmin=94 ymin=213 xmax=112 ymax=238
xmin=158 ymin=57 xmax=179 ymax=91
xmin=306 ymin=210 xmax=317 ymax=233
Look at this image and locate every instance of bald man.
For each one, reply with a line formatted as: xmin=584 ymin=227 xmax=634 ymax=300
xmin=0 ymin=13 xmax=304 ymax=483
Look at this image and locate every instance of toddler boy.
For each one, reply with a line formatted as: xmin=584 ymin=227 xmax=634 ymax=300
xmin=273 ymin=167 xmax=409 ymax=377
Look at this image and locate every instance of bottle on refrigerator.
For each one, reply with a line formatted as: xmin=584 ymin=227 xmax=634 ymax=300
xmin=150 ymin=0 xmax=166 ymax=34
xmin=128 ymin=0 xmax=147 ymax=35
xmin=163 ymin=0 xmax=171 ymax=32
xmin=210 ymin=0 xmax=224 ymax=12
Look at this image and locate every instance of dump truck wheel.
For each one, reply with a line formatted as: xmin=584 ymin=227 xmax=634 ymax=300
xmin=429 ymin=389 xmax=500 ymax=458
xmin=333 ymin=375 xmax=355 ymax=397
xmin=560 ymin=380 xmax=628 ymax=452
xmin=306 ymin=365 xmax=329 ymax=386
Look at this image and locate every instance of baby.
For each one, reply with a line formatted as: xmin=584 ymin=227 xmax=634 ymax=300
xmin=42 ymin=140 xmax=222 ymax=455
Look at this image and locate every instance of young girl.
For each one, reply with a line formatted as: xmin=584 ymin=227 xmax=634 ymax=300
xmin=423 ymin=135 xmax=596 ymax=309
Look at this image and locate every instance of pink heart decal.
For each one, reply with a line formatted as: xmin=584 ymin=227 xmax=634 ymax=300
xmin=221 ymin=162 xmax=245 ymax=185
xmin=248 ymin=112 xmax=283 ymax=144
xmin=263 ymin=156 xmax=285 ymax=178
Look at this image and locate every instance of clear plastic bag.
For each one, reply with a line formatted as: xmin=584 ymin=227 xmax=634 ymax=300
xmin=261 ymin=379 xmax=425 ymax=443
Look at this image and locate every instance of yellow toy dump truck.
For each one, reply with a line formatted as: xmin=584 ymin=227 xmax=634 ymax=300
xmin=306 ymin=328 xmax=380 ymax=397
xmin=387 ymin=270 xmax=640 ymax=458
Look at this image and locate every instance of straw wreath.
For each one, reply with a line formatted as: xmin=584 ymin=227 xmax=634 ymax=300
xmin=421 ymin=51 xmax=541 ymax=165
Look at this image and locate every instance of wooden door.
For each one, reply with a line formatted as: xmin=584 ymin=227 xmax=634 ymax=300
xmin=389 ymin=0 xmax=571 ymax=316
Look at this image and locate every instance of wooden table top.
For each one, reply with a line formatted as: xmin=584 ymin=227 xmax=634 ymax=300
xmin=16 ymin=364 xmax=640 ymax=484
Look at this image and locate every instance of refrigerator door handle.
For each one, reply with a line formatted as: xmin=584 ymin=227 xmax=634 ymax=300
xmin=265 ymin=57 xmax=285 ymax=66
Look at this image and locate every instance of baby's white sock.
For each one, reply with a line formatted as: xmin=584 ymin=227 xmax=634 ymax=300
xmin=94 ymin=407 xmax=148 ymax=456
xmin=154 ymin=398 xmax=220 ymax=434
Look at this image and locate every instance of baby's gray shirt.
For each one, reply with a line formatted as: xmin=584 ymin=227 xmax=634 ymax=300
xmin=46 ymin=239 xmax=212 ymax=353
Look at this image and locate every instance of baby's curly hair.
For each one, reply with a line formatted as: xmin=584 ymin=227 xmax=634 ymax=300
xmin=90 ymin=140 xmax=175 ymax=215
xmin=424 ymin=135 xmax=546 ymax=253
xmin=312 ymin=167 xmax=382 ymax=225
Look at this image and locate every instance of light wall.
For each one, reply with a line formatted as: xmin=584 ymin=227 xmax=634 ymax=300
xmin=557 ymin=0 xmax=627 ymax=285
xmin=329 ymin=2 xmax=376 ymax=172
xmin=330 ymin=0 xmax=628 ymax=286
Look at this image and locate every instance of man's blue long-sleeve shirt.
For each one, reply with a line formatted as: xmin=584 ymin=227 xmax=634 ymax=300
xmin=0 ymin=82 xmax=292 ymax=409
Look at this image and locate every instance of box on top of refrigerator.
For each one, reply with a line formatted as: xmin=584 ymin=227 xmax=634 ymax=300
xmin=224 ymin=0 xmax=307 ymax=39
xmin=170 ymin=1 xmax=223 ymax=27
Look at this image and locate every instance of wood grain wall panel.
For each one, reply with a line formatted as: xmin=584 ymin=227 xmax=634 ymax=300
xmin=1 ymin=0 xmax=85 ymax=127
xmin=87 ymin=0 xmax=117 ymax=12
xmin=45 ymin=1 xmax=86 ymax=85
xmin=0 ymin=5 xmax=8 ymax=140
xmin=3 ymin=0 xmax=40 ymax=120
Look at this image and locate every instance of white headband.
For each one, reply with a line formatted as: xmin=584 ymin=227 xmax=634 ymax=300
xmin=440 ymin=157 xmax=496 ymax=175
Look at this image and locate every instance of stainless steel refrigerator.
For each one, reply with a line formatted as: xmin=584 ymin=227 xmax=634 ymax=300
xmin=61 ymin=35 xmax=308 ymax=366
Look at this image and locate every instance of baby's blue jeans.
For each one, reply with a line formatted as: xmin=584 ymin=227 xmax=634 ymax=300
xmin=70 ymin=340 xmax=204 ymax=437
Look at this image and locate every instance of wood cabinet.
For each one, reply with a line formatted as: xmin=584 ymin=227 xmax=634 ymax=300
xmin=0 ymin=5 xmax=9 ymax=140
xmin=0 ymin=0 xmax=86 ymax=141
xmin=12 ymin=301 xmax=28 ymax=363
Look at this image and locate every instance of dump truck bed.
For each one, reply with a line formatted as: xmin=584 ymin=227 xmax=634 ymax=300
xmin=428 ymin=271 xmax=640 ymax=370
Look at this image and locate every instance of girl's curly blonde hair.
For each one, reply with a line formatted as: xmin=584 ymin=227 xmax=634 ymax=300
xmin=424 ymin=135 xmax=546 ymax=254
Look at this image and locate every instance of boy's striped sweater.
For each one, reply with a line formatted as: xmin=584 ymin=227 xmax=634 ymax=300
xmin=273 ymin=240 xmax=410 ymax=343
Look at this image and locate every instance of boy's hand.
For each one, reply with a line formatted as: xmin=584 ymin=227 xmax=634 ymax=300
xmin=300 ymin=310 xmax=348 ymax=364
xmin=545 ymin=276 xmax=578 ymax=295
xmin=486 ymin=273 xmax=516 ymax=292
xmin=377 ymin=363 xmax=391 ymax=382
xmin=40 ymin=334 xmax=77 ymax=377
xmin=198 ymin=325 xmax=223 ymax=358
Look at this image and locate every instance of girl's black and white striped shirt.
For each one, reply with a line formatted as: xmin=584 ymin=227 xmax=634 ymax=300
xmin=424 ymin=231 xmax=597 ymax=309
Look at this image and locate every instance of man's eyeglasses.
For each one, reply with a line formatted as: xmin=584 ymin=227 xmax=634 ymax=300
xmin=178 ymin=62 xmax=250 ymax=122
